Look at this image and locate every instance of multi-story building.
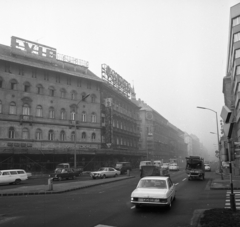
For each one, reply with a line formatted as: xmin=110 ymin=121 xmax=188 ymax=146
xmin=100 ymin=64 xmax=143 ymax=168
xmin=223 ymin=3 xmax=240 ymax=172
xmin=0 ymin=36 xmax=102 ymax=171
xmin=184 ymin=132 xmax=193 ymax=156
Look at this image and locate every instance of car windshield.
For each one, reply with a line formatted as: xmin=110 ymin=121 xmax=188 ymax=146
xmin=137 ymin=179 xmax=167 ymax=189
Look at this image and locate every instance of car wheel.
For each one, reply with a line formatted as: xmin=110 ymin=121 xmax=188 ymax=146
xmin=102 ymin=175 xmax=106 ymax=179
xmin=167 ymin=199 xmax=172 ymax=209
xmin=15 ymin=179 xmax=21 ymax=185
xmin=135 ymin=204 xmax=140 ymax=209
xmin=92 ymin=177 xmax=96 ymax=180
xmin=58 ymin=177 xmax=62 ymax=181
xmin=114 ymin=174 xmax=117 ymax=177
xmin=188 ymin=177 xmax=191 ymax=181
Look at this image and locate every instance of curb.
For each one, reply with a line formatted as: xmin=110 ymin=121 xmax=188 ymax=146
xmin=0 ymin=176 xmax=135 ymax=197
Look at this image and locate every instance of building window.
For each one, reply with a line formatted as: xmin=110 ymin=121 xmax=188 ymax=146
xmin=9 ymin=127 xmax=15 ymax=139
xmin=82 ymin=93 xmax=87 ymax=101
xmin=71 ymin=91 xmax=77 ymax=100
xmin=82 ymin=112 xmax=86 ymax=122
xmin=9 ymin=102 xmax=16 ymax=114
xmin=233 ymin=16 xmax=240 ymax=27
xmin=91 ymin=133 xmax=96 ymax=141
xmin=44 ymin=71 xmax=49 ymax=81
xmin=91 ymin=113 xmax=96 ymax=123
xmin=35 ymin=129 xmax=42 ymax=140
xmin=32 ymin=69 xmax=37 ymax=78
xmin=71 ymin=111 xmax=76 ymax=120
xmin=56 ymin=75 xmax=61 ymax=83
xmin=37 ymin=84 xmax=43 ymax=94
xmin=77 ymin=79 xmax=81 ymax=87
xmin=87 ymin=81 xmax=91 ymax=89
xmin=0 ymin=77 xmax=3 ymax=88
xmin=236 ymin=49 xmax=240 ymax=59
xmin=24 ymin=83 xmax=31 ymax=92
xmin=60 ymin=131 xmax=65 ymax=141
xmin=0 ymin=100 xmax=2 ymax=113
xmin=19 ymin=66 xmax=24 ymax=76
xmin=4 ymin=63 xmax=11 ymax=73
xmin=23 ymin=104 xmax=30 ymax=115
xmin=91 ymin=95 xmax=96 ymax=103
xmin=60 ymin=89 xmax=66 ymax=98
xmin=67 ymin=77 xmax=71 ymax=85
xmin=234 ymin=32 xmax=240 ymax=43
xmin=71 ymin=132 xmax=75 ymax=141
xmin=36 ymin=105 xmax=43 ymax=117
xmin=49 ymin=87 xmax=55 ymax=96
xmin=49 ymin=107 xmax=55 ymax=119
xmin=10 ymin=80 xmax=17 ymax=90
xmin=82 ymin=132 xmax=86 ymax=139
xmin=237 ymin=66 xmax=240 ymax=75
xmin=60 ymin=108 xmax=66 ymax=120
xmin=22 ymin=128 xmax=29 ymax=139
xmin=48 ymin=130 xmax=54 ymax=140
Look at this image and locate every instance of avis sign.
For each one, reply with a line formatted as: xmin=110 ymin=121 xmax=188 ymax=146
xmin=11 ymin=36 xmax=56 ymax=59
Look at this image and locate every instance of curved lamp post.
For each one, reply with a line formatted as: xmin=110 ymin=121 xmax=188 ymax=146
xmin=197 ymin=106 xmax=223 ymax=179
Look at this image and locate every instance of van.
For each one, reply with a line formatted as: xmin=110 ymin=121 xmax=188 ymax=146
xmin=0 ymin=169 xmax=28 ymax=185
xmin=153 ymin=160 xmax=162 ymax=168
xmin=115 ymin=162 xmax=132 ymax=174
xmin=139 ymin=161 xmax=152 ymax=170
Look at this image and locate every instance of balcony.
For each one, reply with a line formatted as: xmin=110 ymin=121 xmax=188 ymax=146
xmin=20 ymin=115 xmax=33 ymax=125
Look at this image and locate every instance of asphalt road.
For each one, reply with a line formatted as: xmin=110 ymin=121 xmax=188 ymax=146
xmin=0 ymin=167 xmax=226 ymax=227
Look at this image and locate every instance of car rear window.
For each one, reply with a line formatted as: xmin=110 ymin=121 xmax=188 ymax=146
xmin=17 ymin=171 xmax=25 ymax=174
xmin=138 ymin=179 xmax=167 ymax=189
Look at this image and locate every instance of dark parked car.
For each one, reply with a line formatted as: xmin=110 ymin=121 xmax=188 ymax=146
xmin=115 ymin=162 xmax=132 ymax=174
xmin=49 ymin=168 xmax=78 ymax=181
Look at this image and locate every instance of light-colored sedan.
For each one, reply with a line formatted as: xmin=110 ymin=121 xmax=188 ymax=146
xmin=162 ymin=163 xmax=170 ymax=170
xmin=204 ymin=164 xmax=211 ymax=172
xmin=169 ymin=163 xmax=179 ymax=171
xmin=131 ymin=176 xmax=176 ymax=209
xmin=90 ymin=167 xmax=121 ymax=179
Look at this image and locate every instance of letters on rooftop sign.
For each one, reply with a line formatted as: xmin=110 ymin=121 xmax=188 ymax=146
xmin=11 ymin=36 xmax=57 ymax=59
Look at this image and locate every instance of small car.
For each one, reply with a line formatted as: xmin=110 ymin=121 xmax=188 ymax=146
xmin=49 ymin=168 xmax=78 ymax=181
xmin=90 ymin=167 xmax=121 ymax=179
xmin=0 ymin=169 xmax=28 ymax=185
xmin=131 ymin=176 xmax=176 ymax=209
xmin=204 ymin=164 xmax=211 ymax=172
xmin=115 ymin=162 xmax=132 ymax=174
xmin=169 ymin=163 xmax=179 ymax=171
xmin=162 ymin=163 xmax=170 ymax=170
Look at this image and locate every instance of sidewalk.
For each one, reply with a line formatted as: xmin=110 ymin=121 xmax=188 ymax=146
xmin=0 ymin=175 xmax=134 ymax=196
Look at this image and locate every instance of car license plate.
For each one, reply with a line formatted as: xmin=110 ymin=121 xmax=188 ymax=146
xmin=142 ymin=198 xmax=158 ymax=202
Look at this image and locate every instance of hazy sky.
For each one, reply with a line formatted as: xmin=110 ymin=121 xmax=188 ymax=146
xmin=1 ymin=0 xmax=240 ymax=155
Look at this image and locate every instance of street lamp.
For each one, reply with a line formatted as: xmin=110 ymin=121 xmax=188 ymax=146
xmin=197 ymin=106 xmax=223 ymax=179
xmin=74 ymin=94 xmax=90 ymax=169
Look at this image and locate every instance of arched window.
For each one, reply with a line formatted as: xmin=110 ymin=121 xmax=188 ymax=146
xmin=22 ymin=103 xmax=30 ymax=115
xmin=35 ymin=129 xmax=42 ymax=140
xmin=0 ymin=100 xmax=2 ymax=113
xmin=71 ymin=90 xmax=77 ymax=100
xmin=71 ymin=111 xmax=76 ymax=120
xmin=60 ymin=130 xmax=65 ymax=141
xmin=8 ymin=127 xmax=15 ymax=139
xmin=48 ymin=130 xmax=54 ymax=141
xmin=9 ymin=102 xmax=16 ymax=115
xmin=71 ymin=131 xmax=75 ymax=141
xmin=60 ymin=108 xmax=66 ymax=120
xmin=82 ymin=132 xmax=86 ymax=139
xmin=22 ymin=128 xmax=29 ymax=139
xmin=36 ymin=84 xmax=43 ymax=94
xmin=91 ymin=113 xmax=96 ymax=123
xmin=36 ymin=105 xmax=43 ymax=117
xmin=49 ymin=107 xmax=55 ymax=119
xmin=60 ymin=88 xmax=66 ymax=98
xmin=82 ymin=111 xmax=86 ymax=122
xmin=91 ymin=94 xmax=96 ymax=103
xmin=23 ymin=82 xmax=31 ymax=92
xmin=49 ymin=86 xmax=55 ymax=97
xmin=91 ymin=133 xmax=96 ymax=141
xmin=10 ymin=79 xmax=18 ymax=90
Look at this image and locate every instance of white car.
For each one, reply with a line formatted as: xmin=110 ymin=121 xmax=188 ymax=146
xmin=90 ymin=167 xmax=121 ymax=179
xmin=131 ymin=176 xmax=176 ymax=209
xmin=0 ymin=169 xmax=28 ymax=185
xmin=162 ymin=163 xmax=169 ymax=170
xmin=204 ymin=164 xmax=211 ymax=172
xmin=169 ymin=163 xmax=179 ymax=171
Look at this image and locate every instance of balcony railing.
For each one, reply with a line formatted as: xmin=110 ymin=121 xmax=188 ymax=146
xmin=20 ymin=115 xmax=33 ymax=121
